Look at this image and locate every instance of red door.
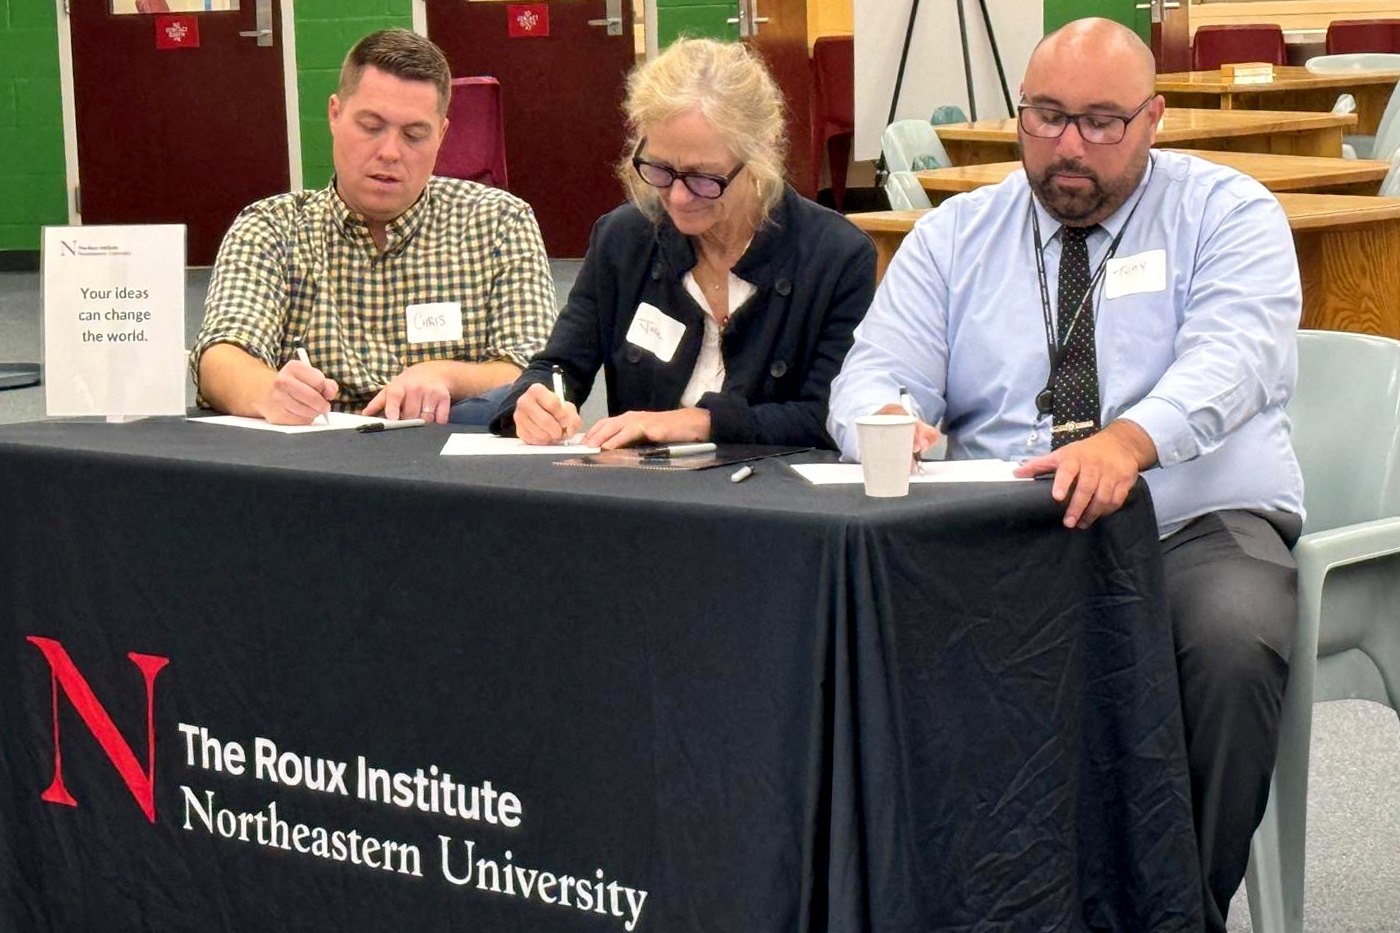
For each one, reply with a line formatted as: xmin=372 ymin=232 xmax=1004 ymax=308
xmin=70 ymin=0 xmax=290 ymax=265
xmin=426 ymin=0 xmax=637 ymax=257
xmin=1148 ymin=0 xmax=1191 ymax=72
xmin=741 ymin=0 xmax=815 ymax=199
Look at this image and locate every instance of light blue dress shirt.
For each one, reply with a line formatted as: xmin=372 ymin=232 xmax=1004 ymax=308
xmin=829 ymin=150 xmax=1304 ymax=535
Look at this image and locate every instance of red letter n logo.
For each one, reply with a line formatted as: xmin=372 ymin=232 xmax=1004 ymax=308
xmin=26 ymin=637 xmax=170 ymax=824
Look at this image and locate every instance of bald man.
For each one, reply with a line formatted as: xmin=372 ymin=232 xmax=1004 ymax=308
xmin=830 ymin=18 xmax=1302 ymax=931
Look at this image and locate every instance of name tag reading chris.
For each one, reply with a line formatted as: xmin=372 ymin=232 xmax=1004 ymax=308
xmin=1104 ymin=248 xmax=1166 ymax=300
xmin=625 ymin=302 xmax=685 ymax=363
xmin=406 ymin=302 xmax=462 ymax=344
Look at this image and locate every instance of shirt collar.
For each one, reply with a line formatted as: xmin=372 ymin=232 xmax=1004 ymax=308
xmin=325 ymin=175 xmax=432 ymax=253
xmin=1029 ymin=152 xmax=1156 ymax=244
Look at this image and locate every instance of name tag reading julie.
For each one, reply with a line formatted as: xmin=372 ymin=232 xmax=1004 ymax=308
xmin=625 ymin=302 xmax=685 ymax=363
xmin=1104 ymin=248 xmax=1166 ymax=300
xmin=406 ymin=302 xmax=462 ymax=344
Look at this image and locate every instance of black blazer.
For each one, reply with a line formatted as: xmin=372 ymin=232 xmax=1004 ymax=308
xmin=490 ymin=185 xmax=877 ymax=448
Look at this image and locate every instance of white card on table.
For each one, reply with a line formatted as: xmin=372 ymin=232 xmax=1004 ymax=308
xmin=406 ymin=302 xmax=463 ymax=344
xmin=42 ymin=224 xmax=187 ymax=418
xmin=1104 ymin=249 xmax=1166 ymax=300
xmin=625 ymin=302 xmax=685 ymax=363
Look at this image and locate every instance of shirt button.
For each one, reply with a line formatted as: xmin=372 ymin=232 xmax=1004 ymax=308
xmin=775 ymin=279 xmax=792 ymax=297
xmin=625 ymin=347 xmax=643 ymax=363
xmin=770 ymin=360 xmax=788 ymax=378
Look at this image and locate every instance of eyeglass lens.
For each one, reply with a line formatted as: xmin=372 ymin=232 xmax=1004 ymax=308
xmin=636 ymin=162 xmax=726 ymax=198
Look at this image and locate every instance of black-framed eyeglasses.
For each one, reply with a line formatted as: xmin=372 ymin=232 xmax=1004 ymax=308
xmin=631 ymin=138 xmax=745 ymax=199
xmin=1017 ymin=96 xmax=1155 ymax=145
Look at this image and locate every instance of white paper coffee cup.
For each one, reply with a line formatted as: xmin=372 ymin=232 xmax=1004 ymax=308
xmin=855 ymin=414 xmax=916 ymax=497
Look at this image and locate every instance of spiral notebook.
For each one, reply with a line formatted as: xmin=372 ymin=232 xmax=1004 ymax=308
xmin=553 ymin=444 xmax=810 ymax=471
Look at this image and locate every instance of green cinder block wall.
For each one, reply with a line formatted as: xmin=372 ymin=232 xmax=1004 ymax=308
xmin=1043 ymin=0 xmax=1149 ymax=43
xmin=654 ymin=0 xmax=739 ymax=48
xmin=293 ymin=0 xmax=414 ymax=192
xmin=0 ymin=0 xmax=67 ymax=252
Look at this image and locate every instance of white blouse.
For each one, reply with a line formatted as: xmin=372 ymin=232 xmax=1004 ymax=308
xmin=679 ymin=271 xmax=757 ymax=408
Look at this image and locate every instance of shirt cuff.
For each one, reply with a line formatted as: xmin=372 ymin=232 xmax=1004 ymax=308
xmin=1119 ymin=396 xmax=1196 ymax=468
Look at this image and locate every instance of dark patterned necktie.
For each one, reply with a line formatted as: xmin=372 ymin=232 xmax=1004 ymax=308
xmin=1051 ymin=225 xmax=1100 ymax=449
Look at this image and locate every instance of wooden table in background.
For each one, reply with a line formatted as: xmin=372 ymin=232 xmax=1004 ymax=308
xmin=917 ymin=150 xmax=1391 ymax=204
xmin=848 ymin=193 xmax=1400 ymax=340
xmin=1156 ymin=66 xmax=1400 ymax=136
xmin=934 ymin=109 xmax=1358 ymax=164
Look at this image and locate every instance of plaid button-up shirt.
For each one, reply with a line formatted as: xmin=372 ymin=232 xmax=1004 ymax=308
xmin=191 ymin=177 xmax=556 ymax=410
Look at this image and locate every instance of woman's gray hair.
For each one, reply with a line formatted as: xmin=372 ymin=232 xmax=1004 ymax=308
xmin=616 ymin=37 xmax=788 ymax=222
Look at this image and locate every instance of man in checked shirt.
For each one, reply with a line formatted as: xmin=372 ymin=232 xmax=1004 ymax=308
xmin=191 ymin=29 xmax=556 ymax=425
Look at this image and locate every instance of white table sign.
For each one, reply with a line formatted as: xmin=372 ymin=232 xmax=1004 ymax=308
xmin=42 ymin=225 xmax=187 ymax=418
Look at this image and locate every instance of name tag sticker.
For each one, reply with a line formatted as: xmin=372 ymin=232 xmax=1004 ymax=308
xmin=406 ymin=302 xmax=462 ymax=344
xmin=625 ymin=302 xmax=685 ymax=363
xmin=1104 ymin=248 xmax=1166 ymax=300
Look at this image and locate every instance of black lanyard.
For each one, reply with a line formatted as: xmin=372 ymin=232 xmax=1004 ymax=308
xmin=1030 ymin=155 xmax=1154 ymax=418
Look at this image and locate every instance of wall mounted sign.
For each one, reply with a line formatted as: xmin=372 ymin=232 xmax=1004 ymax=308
xmin=507 ymin=4 xmax=550 ymax=38
xmin=155 ymin=15 xmax=201 ymax=49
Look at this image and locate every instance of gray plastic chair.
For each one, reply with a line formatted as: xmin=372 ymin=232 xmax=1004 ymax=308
xmin=930 ymin=104 xmax=968 ymax=126
xmin=883 ymin=170 xmax=932 ymax=210
xmin=1244 ymin=330 xmax=1400 ymax=933
xmin=882 ymin=119 xmax=953 ymax=173
xmin=1304 ymin=52 xmax=1400 ymax=73
xmin=1305 ymin=55 xmax=1400 ymax=159
xmin=1381 ymin=147 xmax=1400 ymax=197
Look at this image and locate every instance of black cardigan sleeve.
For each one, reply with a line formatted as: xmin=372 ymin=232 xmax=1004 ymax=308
xmin=489 ymin=213 xmax=618 ymax=436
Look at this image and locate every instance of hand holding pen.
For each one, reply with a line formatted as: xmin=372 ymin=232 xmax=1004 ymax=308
xmin=251 ymin=346 xmax=338 ymax=425
xmin=513 ymin=367 xmax=582 ymax=445
xmin=875 ymin=385 xmax=940 ymax=473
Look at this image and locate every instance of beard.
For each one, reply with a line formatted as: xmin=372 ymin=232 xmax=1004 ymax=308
xmin=1027 ymin=156 xmax=1142 ymax=226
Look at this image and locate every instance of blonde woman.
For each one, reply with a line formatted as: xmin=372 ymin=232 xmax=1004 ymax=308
xmin=492 ymin=38 xmax=876 ymax=449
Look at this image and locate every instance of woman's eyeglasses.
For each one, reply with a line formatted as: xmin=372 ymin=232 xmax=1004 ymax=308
xmin=631 ymin=138 xmax=745 ymax=199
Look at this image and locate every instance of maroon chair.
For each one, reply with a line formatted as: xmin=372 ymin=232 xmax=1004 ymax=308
xmin=811 ymin=36 xmax=854 ymax=210
xmin=434 ymin=76 xmax=508 ymax=190
xmin=1191 ymin=24 xmax=1287 ymax=71
xmin=1326 ymin=19 xmax=1400 ymax=54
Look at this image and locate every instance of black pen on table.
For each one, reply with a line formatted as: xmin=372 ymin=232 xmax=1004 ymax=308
xmin=641 ymin=442 xmax=717 ymax=459
xmin=357 ymin=418 xmax=427 ymax=433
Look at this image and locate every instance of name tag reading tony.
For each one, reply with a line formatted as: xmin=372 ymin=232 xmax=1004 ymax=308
xmin=625 ymin=302 xmax=685 ymax=363
xmin=1104 ymin=248 xmax=1166 ymax=300
xmin=406 ymin=302 xmax=462 ymax=344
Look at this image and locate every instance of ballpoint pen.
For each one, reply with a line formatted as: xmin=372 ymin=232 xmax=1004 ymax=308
xmin=640 ymin=442 xmax=718 ymax=459
xmin=551 ymin=364 xmax=567 ymax=405
xmin=294 ymin=346 xmax=331 ymax=425
xmin=357 ymin=419 xmax=427 ymax=433
xmin=898 ymin=385 xmax=925 ymax=475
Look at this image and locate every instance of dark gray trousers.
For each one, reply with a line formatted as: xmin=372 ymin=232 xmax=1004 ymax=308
xmin=1161 ymin=509 xmax=1301 ymax=933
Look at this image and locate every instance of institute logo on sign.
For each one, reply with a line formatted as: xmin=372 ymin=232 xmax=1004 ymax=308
xmin=155 ymin=15 xmax=201 ymax=50
xmin=507 ymin=4 xmax=550 ymax=38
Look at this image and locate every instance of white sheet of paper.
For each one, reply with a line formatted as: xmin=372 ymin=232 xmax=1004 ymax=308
xmin=1104 ymin=248 xmax=1166 ymax=300
xmin=625 ymin=302 xmax=686 ymax=363
xmin=406 ymin=301 xmax=463 ymax=344
xmin=189 ymin=412 xmax=387 ymax=433
xmin=440 ymin=434 xmax=600 ymax=456
xmin=791 ymin=460 xmax=1029 ymax=485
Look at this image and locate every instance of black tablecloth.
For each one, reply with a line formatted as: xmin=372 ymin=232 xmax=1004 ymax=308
xmin=0 ymin=420 xmax=1203 ymax=932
